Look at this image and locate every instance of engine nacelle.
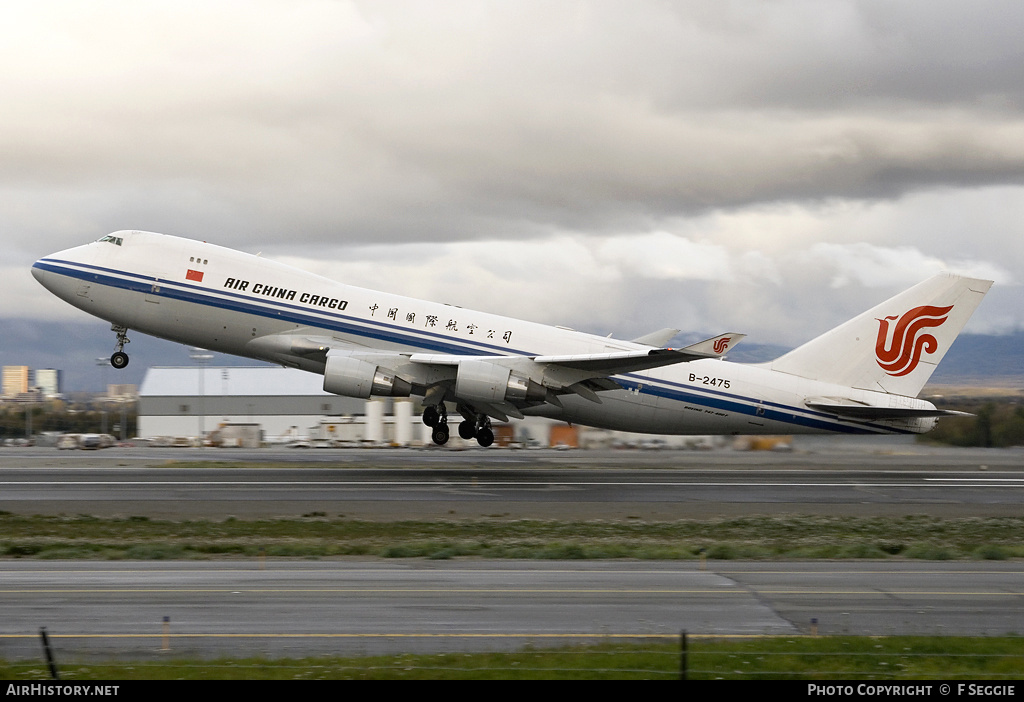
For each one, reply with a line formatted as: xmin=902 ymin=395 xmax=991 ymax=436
xmin=456 ymin=360 xmax=546 ymax=404
xmin=323 ymin=355 xmax=412 ymax=399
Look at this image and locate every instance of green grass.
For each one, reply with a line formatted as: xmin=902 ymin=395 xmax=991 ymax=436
xmin=2 ymin=636 xmax=1022 ymax=680
xmin=2 ymin=512 xmax=1023 ymax=561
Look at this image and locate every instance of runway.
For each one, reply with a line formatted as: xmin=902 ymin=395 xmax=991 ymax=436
xmin=2 ymin=560 xmax=1022 ymax=660
xmin=0 ymin=440 xmax=1022 ymax=519
xmin=1 ymin=440 xmax=1022 ymax=659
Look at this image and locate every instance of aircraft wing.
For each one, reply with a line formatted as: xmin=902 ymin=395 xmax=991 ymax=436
xmin=254 ymin=330 xmax=744 ymax=420
xmin=398 ymin=333 xmax=744 ymax=413
xmin=631 ymin=328 xmax=680 ymax=347
xmin=532 ymin=333 xmax=744 ymax=373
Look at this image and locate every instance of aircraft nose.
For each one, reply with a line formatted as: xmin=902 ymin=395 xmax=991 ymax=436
xmin=31 ymin=257 xmax=48 ymax=282
xmin=31 ymin=244 xmax=91 ymax=296
xmin=31 ymin=255 xmax=53 ymax=286
xmin=31 ymin=256 xmax=65 ymax=299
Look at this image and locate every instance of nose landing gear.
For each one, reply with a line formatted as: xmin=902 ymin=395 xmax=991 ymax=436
xmin=109 ymin=325 xmax=131 ymax=369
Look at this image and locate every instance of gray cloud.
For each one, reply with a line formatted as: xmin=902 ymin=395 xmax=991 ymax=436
xmin=3 ymin=1 xmax=1023 ymax=357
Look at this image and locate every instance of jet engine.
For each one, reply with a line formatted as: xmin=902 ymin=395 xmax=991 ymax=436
xmin=455 ymin=360 xmax=546 ymax=404
xmin=323 ymin=355 xmax=412 ymax=399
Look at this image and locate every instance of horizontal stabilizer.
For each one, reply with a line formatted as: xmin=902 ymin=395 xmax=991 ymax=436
xmin=806 ymin=398 xmax=971 ymax=421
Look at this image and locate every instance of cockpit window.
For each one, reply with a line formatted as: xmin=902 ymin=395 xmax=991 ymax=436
xmin=97 ymin=235 xmax=123 ymax=246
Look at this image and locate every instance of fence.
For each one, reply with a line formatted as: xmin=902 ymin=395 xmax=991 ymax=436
xmin=5 ymin=629 xmax=1023 ymax=680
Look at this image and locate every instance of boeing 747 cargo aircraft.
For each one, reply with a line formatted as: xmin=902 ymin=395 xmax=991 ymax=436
xmin=33 ymin=231 xmax=991 ymax=446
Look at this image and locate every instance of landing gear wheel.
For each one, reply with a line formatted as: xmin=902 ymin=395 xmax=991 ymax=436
xmin=431 ymin=424 xmax=450 ymax=446
xmin=109 ymin=324 xmax=131 ymax=369
xmin=476 ymin=427 xmax=494 ymax=448
xmin=422 ymin=406 xmax=440 ymax=427
xmin=458 ymin=420 xmax=476 ymax=440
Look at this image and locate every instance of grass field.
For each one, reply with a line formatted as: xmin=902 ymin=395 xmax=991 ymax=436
xmin=2 ymin=511 xmax=1022 ymax=561
xmin=4 ymin=503 xmax=1021 ymax=680
xmin=3 ymin=636 xmax=1022 ymax=680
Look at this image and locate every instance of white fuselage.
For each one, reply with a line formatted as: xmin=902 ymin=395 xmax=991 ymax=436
xmin=33 ymin=231 xmax=937 ymax=436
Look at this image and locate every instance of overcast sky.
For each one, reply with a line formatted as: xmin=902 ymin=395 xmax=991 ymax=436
xmin=4 ymin=0 xmax=1023 ymax=363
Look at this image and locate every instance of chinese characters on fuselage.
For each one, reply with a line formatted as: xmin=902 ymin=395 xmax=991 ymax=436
xmin=369 ymin=302 xmax=513 ymax=343
xmin=222 ymin=277 xmax=511 ymax=343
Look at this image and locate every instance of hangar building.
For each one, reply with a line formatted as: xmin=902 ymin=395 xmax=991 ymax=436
xmin=137 ymin=366 xmax=405 ymax=442
xmin=136 ymin=365 xmax=700 ymax=449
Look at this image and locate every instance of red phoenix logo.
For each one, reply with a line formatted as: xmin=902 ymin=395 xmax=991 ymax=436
xmin=874 ymin=305 xmax=953 ymax=377
xmin=713 ymin=337 xmax=731 ymax=354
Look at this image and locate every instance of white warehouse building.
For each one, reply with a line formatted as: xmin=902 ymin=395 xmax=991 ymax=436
xmin=137 ymin=366 xmax=423 ymax=444
xmin=136 ymin=366 xmax=713 ymax=449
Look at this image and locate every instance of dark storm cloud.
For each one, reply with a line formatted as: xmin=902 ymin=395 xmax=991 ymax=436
xmin=2 ymin=1 xmax=1022 ymax=345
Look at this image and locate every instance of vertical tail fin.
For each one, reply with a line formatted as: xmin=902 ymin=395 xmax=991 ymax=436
xmin=768 ymin=272 xmax=993 ymax=397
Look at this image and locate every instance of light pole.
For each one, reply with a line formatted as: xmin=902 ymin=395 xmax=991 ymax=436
xmin=189 ymin=348 xmax=214 ymax=442
xmin=95 ymin=358 xmax=109 ymax=435
xmin=24 ymin=398 xmax=33 ymax=442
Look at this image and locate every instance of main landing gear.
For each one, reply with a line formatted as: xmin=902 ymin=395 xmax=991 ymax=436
xmin=109 ymin=325 xmax=131 ymax=369
xmin=422 ymin=404 xmax=450 ymax=446
xmin=422 ymin=405 xmax=494 ymax=447
xmin=458 ymin=414 xmax=494 ymax=447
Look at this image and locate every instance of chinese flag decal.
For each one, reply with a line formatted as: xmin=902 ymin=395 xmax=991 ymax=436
xmin=186 ymin=269 xmax=204 ymax=282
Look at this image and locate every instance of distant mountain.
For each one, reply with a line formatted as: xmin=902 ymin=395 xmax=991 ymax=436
xmin=928 ymin=331 xmax=1024 ymax=384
